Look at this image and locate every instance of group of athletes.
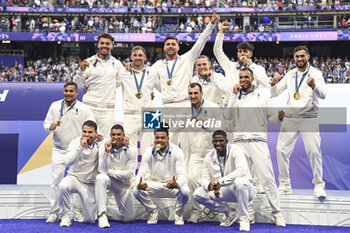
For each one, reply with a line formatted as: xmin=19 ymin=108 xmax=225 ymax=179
xmin=43 ymin=10 xmax=327 ymax=231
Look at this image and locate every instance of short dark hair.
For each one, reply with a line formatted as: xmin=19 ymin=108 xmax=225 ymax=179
xmin=98 ymin=33 xmax=114 ymax=43
xmin=239 ymin=67 xmax=254 ymax=77
xmin=131 ymin=45 xmax=146 ymax=56
xmin=82 ymin=120 xmax=97 ymax=132
xmin=111 ymin=124 xmax=124 ymax=132
xmin=237 ymin=42 xmax=254 ymax=51
xmin=213 ymin=130 xmax=227 ymax=139
xmin=188 ymin=82 xmax=203 ymax=93
xmin=156 ymin=123 xmax=169 ymax=136
xmin=293 ymin=45 xmax=309 ymax=55
xmin=64 ymin=82 xmax=78 ymax=90
xmin=164 ymin=36 xmax=179 ymax=46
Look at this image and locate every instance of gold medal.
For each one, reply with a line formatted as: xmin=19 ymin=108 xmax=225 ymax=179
xmin=155 ymin=144 xmax=161 ymax=151
xmin=167 ymin=79 xmax=173 ymax=86
xmin=199 ymin=70 xmax=208 ymax=76
xmin=240 ymin=56 xmax=247 ymax=62
xmin=294 ymin=92 xmax=300 ymax=100
xmin=136 ymin=91 xmax=143 ymax=99
xmin=56 ymin=119 xmax=62 ymax=126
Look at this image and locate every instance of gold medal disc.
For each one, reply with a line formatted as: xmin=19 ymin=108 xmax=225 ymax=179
xmin=167 ymin=79 xmax=173 ymax=86
xmin=155 ymin=144 xmax=161 ymax=151
xmin=294 ymin=92 xmax=300 ymax=100
xmin=56 ymin=119 xmax=62 ymax=126
xmin=136 ymin=91 xmax=143 ymax=99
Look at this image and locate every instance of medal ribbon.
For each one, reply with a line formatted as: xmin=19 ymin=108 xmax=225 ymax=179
xmin=295 ymin=65 xmax=310 ymax=93
xmin=238 ymin=88 xmax=254 ymax=100
xmin=191 ymin=99 xmax=205 ymax=119
xmin=152 ymin=144 xmax=170 ymax=157
xmin=111 ymin=144 xmax=126 ymax=154
xmin=133 ymin=68 xmax=146 ymax=94
xmin=217 ymin=144 xmax=230 ymax=177
xmin=166 ymin=57 xmax=178 ymax=82
xmin=60 ymin=100 xmax=77 ymax=119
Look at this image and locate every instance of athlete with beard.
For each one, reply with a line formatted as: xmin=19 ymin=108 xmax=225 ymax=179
xmin=224 ymin=68 xmax=286 ymax=227
xmin=152 ymin=10 xmax=220 ymax=147
xmin=270 ymin=45 xmax=327 ymax=199
xmin=44 ymin=82 xmax=96 ymax=224
xmin=116 ymin=46 xmax=159 ymax=155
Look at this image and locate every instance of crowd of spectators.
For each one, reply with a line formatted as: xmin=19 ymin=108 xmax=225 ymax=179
xmin=1 ymin=13 xmax=349 ymax=33
xmin=1 ymin=55 xmax=349 ymax=83
xmin=1 ymin=0 xmax=349 ymax=8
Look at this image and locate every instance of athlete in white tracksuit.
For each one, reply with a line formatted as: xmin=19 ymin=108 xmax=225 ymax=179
xmin=44 ymin=83 xmax=95 ymax=221
xmin=133 ymin=132 xmax=190 ymax=225
xmin=192 ymin=55 xmax=231 ymax=108
xmin=73 ymin=33 xmax=124 ymax=137
xmin=95 ymin=138 xmax=138 ymax=223
xmin=117 ymin=46 xmax=160 ymax=155
xmin=185 ymin=83 xmax=223 ymax=222
xmin=224 ymin=68 xmax=285 ymax=226
xmin=194 ymin=140 xmax=256 ymax=229
xmin=214 ymin=29 xmax=270 ymax=189
xmin=58 ymin=122 xmax=101 ymax=226
xmin=270 ymin=47 xmax=327 ymax=196
xmin=152 ymin=12 xmax=219 ymax=146
xmin=213 ymin=32 xmax=269 ymax=90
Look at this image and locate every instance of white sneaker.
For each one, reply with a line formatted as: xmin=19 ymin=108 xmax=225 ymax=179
xmin=74 ymin=211 xmax=85 ymax=222
xmin=187 ymin=211 xmax=202 ymax=223
xmin=314 ymin=185 xmax=327 ymax=199
xmin=239 ymin=219 xmax=250 ymax=231
xmin=60 ymin=214 xmax=71 ymax=227
xmin=46 ymin=213 xmax=59 ymax=223
xmin=220 ymin=211 xmax=238 ymax=227
xmin=257 ymin=184 xmax=265 ymax=194
xmin=273 ymin=213 xmax=286 ymax=227
xmin=98 ymin=213 xmax=110 ymax=228
xmin=278 ymin=184 xmax=292 ymax=195
xmin=147 ymin=209 xmax=158 ymax=224
xmin=248 ymin=213 xmax=255 ymax=224
xmin=174 ymin=213 xmax=184 ymax=225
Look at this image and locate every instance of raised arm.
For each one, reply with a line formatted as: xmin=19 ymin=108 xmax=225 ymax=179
xmin=185 ymin=10 xmax=219 ymax=63
xmin=307 ymin=70 xmax=326 ymax=99
xmin=65 ymin=139 xmax=83 ymax=167
xmin=270 ymin=72 xmax=288 ymax=97
xmin=73 ymin=59 xmax=90 ymax=87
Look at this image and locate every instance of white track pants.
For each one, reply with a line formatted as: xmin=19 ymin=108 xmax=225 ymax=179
xmin=49 ymin=147 xmax=81 ymax=215
xmin=58 ymin=176 xmax=96 ymax=223
xmin=277 ymin=118 xmax=324 ymax=187
xmin=95 ymin=174 xmax=134 ymax=222
xmin=194 ymin=177 xmax=256 ymax=221
xmin=133 ymin=181 xmax=190 ymax=216
xmin=236 ymin=140 xmax=281 ymax=215
xmin=88 ymin=106 xmax=115 ymax=138
xmin=187 ymin=153 xmax=204 ymax=214
xmin=124 ymin=115 xmax=153 ymax=155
